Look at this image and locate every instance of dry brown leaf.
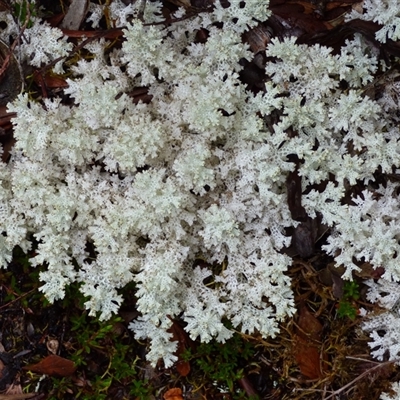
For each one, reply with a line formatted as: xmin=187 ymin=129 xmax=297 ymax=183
xmin=22 ymin=354 xmax=76 ymax=377
xmin=33 ymin=73 xmax=68 ymax=89
xmin=297 ymin=304 xmax=323 ymax=341
xmin=293 ymin=304 xmax=325 ymax=379
xmin=163 ymin=388 xmax=183 ymax=400
xmin=175 ymin=360 xmax=190 ymax=377
xmin=355 ymin=262 xmax=385 ymax=280
xmin=46 ymin=339 xmax=59 ymax=355
xmin=168 ymin=320 xmax=191 ymax=377
xmin=293 ymin=334 xmax=323 ymax=379
xmin=243 ymin=26 xmax=272 ymax=53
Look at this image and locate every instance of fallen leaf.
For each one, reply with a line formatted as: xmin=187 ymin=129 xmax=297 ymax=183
xmin=297 ymin=304 xmax=323 ymax=341
xmin=293 ymin=335 xmax=323 ymax=379
xmin=33 ymin=72 xmax=68 ymax=89
xmin=243 ymin=25 xmax=272 ymax=53
xmin=46 ymin=339 xmax=59 ymax=355
xmin=293 ymin=304 xmax=326 ymax=379
xmin=355 ymin=262 xmax=385 ymax=280
xmin=163 ymin=388 xmax=183 ymax=400
xmin=167 ymin=319 xmax=191 ymax=377
xmin=22 ymin=355 xmax=76 ymax=377
xmin=175 ymin=359 xmax=190 ymax=377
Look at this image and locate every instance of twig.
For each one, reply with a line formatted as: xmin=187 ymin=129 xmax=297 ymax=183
xmin=323 ymin=358 xmax=400 ymax=400
xmin=38 ymin=4 xmax=212 ymax=76
xmin=0 ymin=286 xmax=38 ymax=310
xmin=37 ymin=28 xmax=124 ymax=76
xmin=345 ymin=356 xmax=381 ymax=364
xmin=147 ymin=8 xmax=212 ymax=27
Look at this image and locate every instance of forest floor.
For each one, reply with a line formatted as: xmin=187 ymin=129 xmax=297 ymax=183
xmin=0 ymin=0 xmax=399 ymax=399
xmin=0 ymin=245 xmax=396 ymax=400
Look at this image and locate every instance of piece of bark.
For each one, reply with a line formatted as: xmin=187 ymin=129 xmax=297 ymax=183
xmin=60 ymin=0 xmax=89 ymax=30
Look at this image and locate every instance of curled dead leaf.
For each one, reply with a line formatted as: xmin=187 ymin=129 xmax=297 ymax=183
xmin=163 ymin=388 xmax=183 ymax=400
xmin=46 ymin=339 xmax=59 ymax=355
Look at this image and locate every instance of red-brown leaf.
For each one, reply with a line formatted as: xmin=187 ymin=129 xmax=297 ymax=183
xmin=297 ymin=304 xmax=323 ymax=341
xmin=33 ymin=73 xmax=68 ymax=89
xmin=23 ymin=355 xmax=76 ymax=377
xmin=168 ymin=319 xmax=191 ymax=376
xmin=175 ymin=359 xmax=190 ymax=377
xmin=293 ymin=335 xmax=323 ymax=379
xmin=163 ymin=388 xmax=183 ymax=400
xmin=294 ymin=304 xmax=325 ymax=379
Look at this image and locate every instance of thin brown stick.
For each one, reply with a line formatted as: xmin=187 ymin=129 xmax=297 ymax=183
xmin=323 ymin=358 xmax=400 ymax=400
xmin=0 ymin=285 xmax=38 ymax=310
xmin=36 ymin=3 xmax=212 ymax=77
xmin=38 ymin=28 xmax=124 ymax=75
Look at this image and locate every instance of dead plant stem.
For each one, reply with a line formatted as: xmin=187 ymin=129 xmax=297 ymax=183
xmin=323 ymin=358 xmax=400 ymax=400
